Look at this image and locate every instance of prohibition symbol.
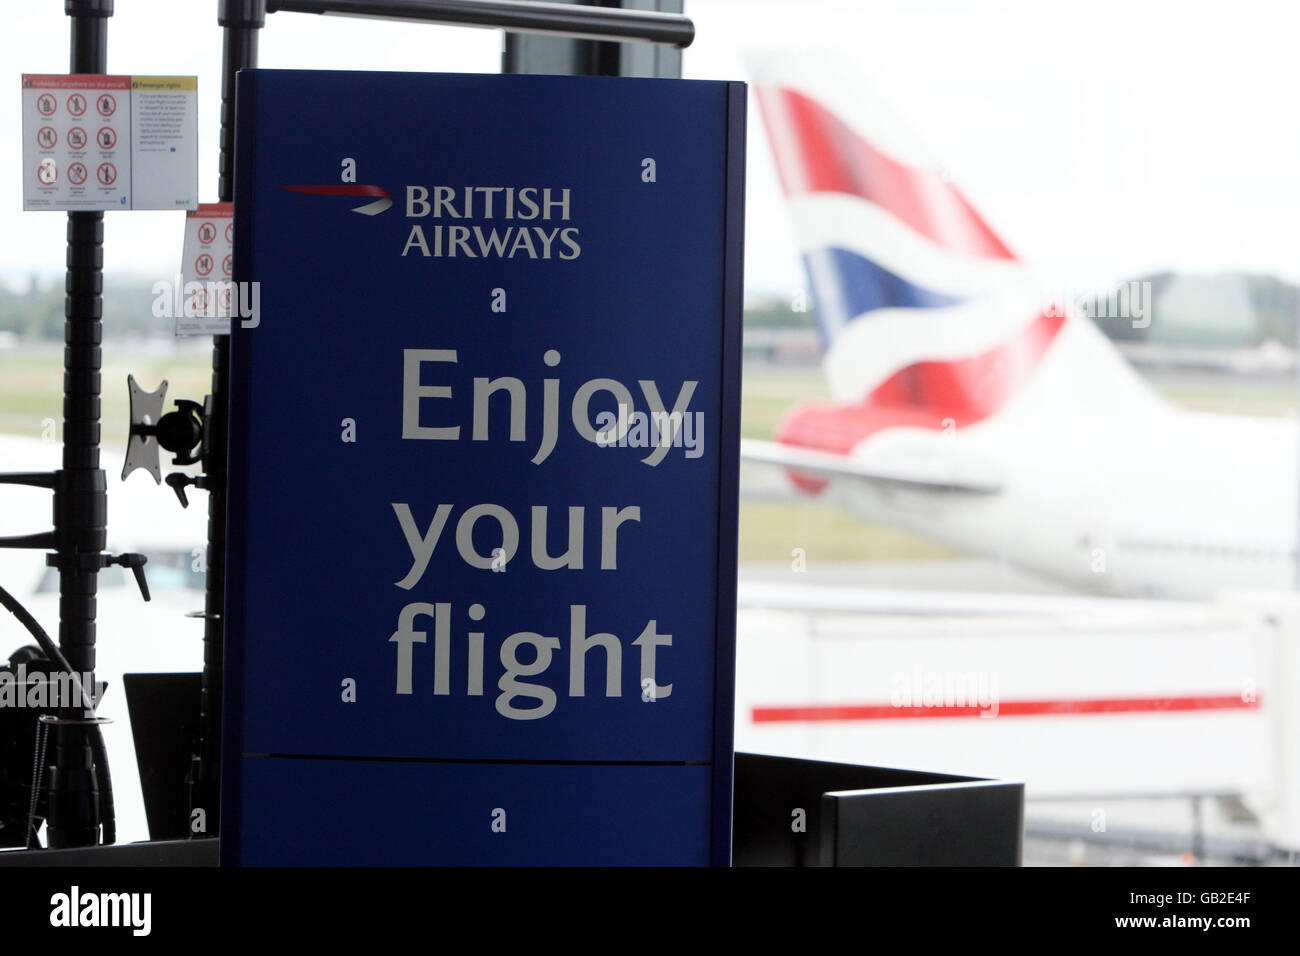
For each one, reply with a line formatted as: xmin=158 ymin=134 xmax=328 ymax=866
xmin=36 ymin=93 xmax=56 ymax=116
xmin=198 ymin=222 xmax=217 ymax=244
xmin=96 ymin=162 xmax=117 ymax=186
xmin=97 ymin=127 xmax=117 ymax=150
xmin=222 ymin=254 xmax=233 ymax=276
xmin=36 ymin=126 xmax=57 ymax=149
xmin=195 ymin=254 xmax=214 ymax=277
xmin=96 ymin=93 xmax=116 ymax=117
xmin=189 ymin=289 xmax=209 ymax=315
xmin=67 ymin=127 xmax=87 ymax=150
xmin=67 ymin=93 xmax=87 ymax=116
xmin=225 ymin=223 xmax=233 ymax=243
xmin=68 ymin=162 xmax=87 ymax=186
xmin=218 ymin=287 xmax=233 ymax=314
xmin=36 ymin=158 xmax=57 ymax=186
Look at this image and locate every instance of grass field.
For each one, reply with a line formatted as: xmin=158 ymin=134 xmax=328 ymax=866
xmin=735 ymin=364 xmax=956 ymax=562
xmin=734 ymin=498 xmax=956 ymax=563
xmin=740 ymin=364 xmax=832 ymax=439
xmin=1151 ymin=383 xmax=1297 ymax=417
xmin=2 ymin=345 xmax=1292 ymax=565
xmin=0 ymin=345 xmax=212 ymax=445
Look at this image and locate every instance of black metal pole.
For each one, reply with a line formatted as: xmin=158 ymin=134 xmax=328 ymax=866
xmin=45 ymin=0 xmax=113 ymax=850
xmin=190 ymin=0 xmax=265 ymax=839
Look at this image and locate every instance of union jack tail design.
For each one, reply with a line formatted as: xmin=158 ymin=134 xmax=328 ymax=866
xmin=747 ymin=53 xmax=1158 ymax=463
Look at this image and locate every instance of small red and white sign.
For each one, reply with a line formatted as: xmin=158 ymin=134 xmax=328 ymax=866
xmin=96 ymin=162 xmax=117 ymax=186
xmin=36 ymin=93 xmax=56 ymax=116
xmin=36 ymin=158 xmax=57 ymax=186
xmin=67 ymin=126 xmax=87 ymax=150
xmin=178 ymin=203 xmax=235 ymax=335
xmin=67 ymin=93 xmax=86 ymax=116
xmin=68 ymin=162 xmax=87 ymax=186
xmin=96 ymin=92 xmax=116 ymax=117
xmin=97 ymin=126 xmax=117 ymax=150
xmin=36 ymin=126 xmax=57 ymax=150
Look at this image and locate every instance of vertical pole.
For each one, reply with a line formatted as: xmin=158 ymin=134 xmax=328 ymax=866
xmin=502 ymin=0 xmax=682 ymax=77
xmin=46 ymin=0 xmax=113 ymax=849
xmin=502 ymin=0 xmax=621 ymax=76
xmin=190 ymin=0 xmax=265 ymax=838
xmin=1190 ymin=794 xmax=1204 ymax=865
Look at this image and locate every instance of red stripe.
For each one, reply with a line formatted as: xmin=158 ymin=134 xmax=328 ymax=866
xmin=753 ymin=695 xmax=1260 ymax=723
xmin=278 ymin=184 xmax=390 ymax=198
xmin=775 ymin=309 xmax=1065 ymax=492
xmin=757 ymin=86 xmax=1015 ymax=260
xmin=866 ymin=308 xmax=1064 ymax=417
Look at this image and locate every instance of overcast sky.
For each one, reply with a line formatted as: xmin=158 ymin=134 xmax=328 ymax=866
xmin=2 ymin=0 xmax=1298 ymax=296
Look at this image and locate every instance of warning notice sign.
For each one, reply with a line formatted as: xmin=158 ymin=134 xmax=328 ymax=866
xmin=21 ymin=74 xmax=198 ymax=212
xmin=176 ymin=202 xmax=234 ymax=335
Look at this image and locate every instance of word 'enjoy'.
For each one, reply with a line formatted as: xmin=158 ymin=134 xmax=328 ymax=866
xmin=401 ymin=348 xmax=701 ymax=465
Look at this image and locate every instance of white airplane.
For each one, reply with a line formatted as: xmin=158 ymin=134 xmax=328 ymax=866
xmin=741 ymin=57 xmax=1297 ymax=601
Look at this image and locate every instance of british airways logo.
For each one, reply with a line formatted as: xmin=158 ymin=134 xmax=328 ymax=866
xmin=399 ymin=185 xmax=581 ymax=260
xmin=278 ymin=183 xmax=392 ymax=215
xmin=278 ymin=160 xmax=582 ymax=260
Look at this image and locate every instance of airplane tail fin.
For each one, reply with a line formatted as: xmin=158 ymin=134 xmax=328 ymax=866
xmin=747 ymin=53 xmax=1158 ymax=432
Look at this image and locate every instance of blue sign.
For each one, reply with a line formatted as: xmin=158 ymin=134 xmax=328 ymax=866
xmin=221 ymin=70 xmax=745 ymax=865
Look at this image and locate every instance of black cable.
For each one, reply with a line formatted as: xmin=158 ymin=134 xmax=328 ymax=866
xmin=0 ymin=583 xmax=94 ymax=713
xmin=26 ymin=720 xmax=48 ymax=849
xmin=88 ymin=725 xmax=115 ymax=844
xmin=1 ymin=580 xmax=114 ymax=844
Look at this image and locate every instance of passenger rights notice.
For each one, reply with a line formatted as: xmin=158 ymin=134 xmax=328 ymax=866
xmin=21 ymin=74 xmax=198 ymax=211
